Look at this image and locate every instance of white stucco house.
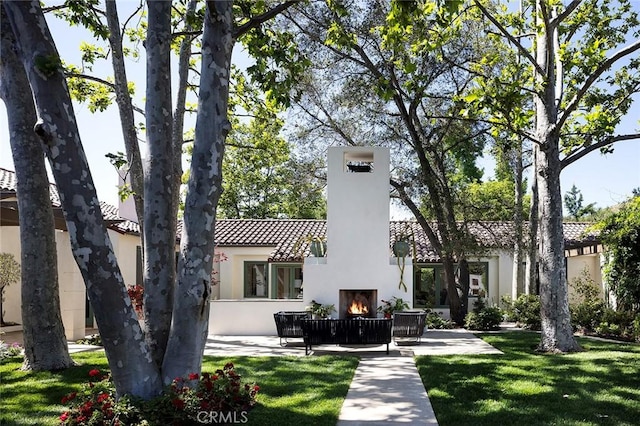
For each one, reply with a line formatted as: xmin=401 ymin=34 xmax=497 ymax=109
xmin=0 ymin=146 xmax=603 ymax=338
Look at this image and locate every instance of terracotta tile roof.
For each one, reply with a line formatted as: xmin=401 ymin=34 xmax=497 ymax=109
xmin=1 ymin=167 xmax=601 ymax=261
xmin=563 ymin=222 xmax=600 ymax=249
xmin=1 ymin=167 xmax=60 ymax=206
xmin=1 ymin=167 xmax=125 ymax=230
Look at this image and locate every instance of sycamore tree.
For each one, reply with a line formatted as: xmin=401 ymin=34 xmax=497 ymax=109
xmin=284 ymin=0 xmax=508 ymax=324
xmin=463 ymin=0 xmax=640 ymax=352
xmin=2 ymin=0 xmax=302 ymax=399
xmin=0 ymin=9 xmax=73 ymax=370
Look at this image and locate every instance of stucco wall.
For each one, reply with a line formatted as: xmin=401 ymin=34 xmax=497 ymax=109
xmin=208 ymin=299 xmax=306 ymax=335
xmin=567 ymin=254 xmax=603 ymax=301
xmin=0 ymin=226 xmax=22 ymax=326
xmin=110 ymin=230 xmax=140 ymax=287
xmin=56 ymin=231 xmax=87 ymax=340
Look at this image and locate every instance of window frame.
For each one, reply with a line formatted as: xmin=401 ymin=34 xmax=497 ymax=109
xmin=271 ymin=263 xmax=303 ymax=299
xmin=414 ymin=262 xmax=489 ymax=308
xmin=244 ymin=261 xmax=269 ymax=298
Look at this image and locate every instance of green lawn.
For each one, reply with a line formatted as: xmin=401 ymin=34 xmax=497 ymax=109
xmin=0 ymin=352 xmax=358 ymax=426
xmin=416 ymin=332 xmax=640 ymax=426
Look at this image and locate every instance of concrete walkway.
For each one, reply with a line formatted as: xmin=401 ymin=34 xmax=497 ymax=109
xmin=199 ymin=328 xmax=503 ymax=425
xmin=1 ymin=327 xmax=503 ymax=425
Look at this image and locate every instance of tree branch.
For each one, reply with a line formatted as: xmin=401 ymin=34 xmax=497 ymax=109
xmin=66 ymin=71 xmax=115 ymax=89
xmin=233 ymin=1 xmax=300 ymax=39
xmin=549 ymin=0 xmax=582 ymax=28
xmin=558 ymin=39 xmax=640 ymax=129
xmin=561 ymin=133 xmax=640 ymax=169
xmin=472 ymin=0 xmax=545 ymax=76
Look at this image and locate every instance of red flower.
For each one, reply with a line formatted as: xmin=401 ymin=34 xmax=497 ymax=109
xmin=59 ymin=412 xmax=69 ymax=422
xmin=171 ymin=398 xmax=185 ymax=410
xmin=253 ymin=385 xmax=260 ymax=392
xmin=88 ymin=369 xmax=101 ymax=377
xmin=188 ymin=373 xmax=199 ymax=380
xmin=97 ymin=392 xmax=109 ymax=403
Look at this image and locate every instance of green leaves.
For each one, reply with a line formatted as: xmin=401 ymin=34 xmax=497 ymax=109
xmin=595 ymin=195 xmax=640 ymax=311
xmin=52 ymin=0 xmax=109 ymax=40
xmin=34 ymin=54 xmax=62 ymax=78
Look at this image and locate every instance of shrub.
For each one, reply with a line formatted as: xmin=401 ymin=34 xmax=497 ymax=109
xmin=0 ymin=340 xmax=22 ymax=360
xmin=75 ymin=334 xmax=103 ymax=346
xmin=594 ymin=308 xmax=637 ymax=340
xmin=424 ymin=311 xmax=454 ymax=329
xmin=570 ymin=299 xmax=607 ymax=333
xmin=510 ymin=294 xmax=541 ymax=330
xmin=464 ymin=299 xmax=503 ymax=331
xmin=59 ymin=363 xmax=259 ymax=425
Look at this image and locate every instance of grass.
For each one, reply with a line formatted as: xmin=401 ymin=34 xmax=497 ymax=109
xmin=0 ymin=352 xmax=359 ymax=426
xmin=416 ymin=331 xmax=640 ymax=426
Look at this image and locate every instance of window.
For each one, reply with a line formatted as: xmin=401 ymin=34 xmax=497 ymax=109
xmin=414 ymin=266 xmax=443 ymax=308
xmin=244 ymin=262 xmax=268 ymax=298
xmin=273 ymin=265 xmax=303 ymax=299
xmin=468 ymin=263 xmax=489 ymax=298
xmin=414 ymin=262 xmax=489 ymax=308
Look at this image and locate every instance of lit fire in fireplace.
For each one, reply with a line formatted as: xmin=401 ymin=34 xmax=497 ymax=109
xmin=347 ymin=299 xmax=369 ymax=316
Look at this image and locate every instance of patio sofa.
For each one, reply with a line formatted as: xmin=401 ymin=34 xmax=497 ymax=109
xmin=300 ymin=318 xmax=393 ymax=355
xmin=273 ymin=311 xmax=311 ymax=346
xmin=392 ymin=311 xmax=427 ymax=344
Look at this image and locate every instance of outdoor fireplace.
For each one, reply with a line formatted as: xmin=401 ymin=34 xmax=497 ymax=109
xmin=339 ymin=289 xmax=378 ymax=319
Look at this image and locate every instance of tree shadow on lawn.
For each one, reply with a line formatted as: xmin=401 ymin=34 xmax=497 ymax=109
xmin=415 ymin=332 xmax=640 ymax=426
xmin=0 ymin=353 xmax=110 ymax=425
xmin=204 ymin=355 xmax=359 ymax=426
xmin=1 ymin=353 xmax=358 ymax=426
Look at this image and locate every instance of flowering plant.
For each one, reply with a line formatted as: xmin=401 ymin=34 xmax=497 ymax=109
xmin=161 ymin=362 xmax=259 ymax=419
xmin=0 ymin=340 xmax=22 ymax=360
xmin=126 ymin=284 xmax=144 ymax=319
xmin=59 ymin=363 xmax=259 ymax=425
xmin=59 ymin=369 xmax=117 ymax=425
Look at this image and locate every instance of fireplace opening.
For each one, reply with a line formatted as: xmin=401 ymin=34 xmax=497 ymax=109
xmin=339 ymin=290 xmax=378 ymax=319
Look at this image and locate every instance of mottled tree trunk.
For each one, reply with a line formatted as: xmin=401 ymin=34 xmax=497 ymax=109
xmin=171 ymin=0 xmax=199 ymax=218
xmin=3 ymin=0 xmax=162 ymax=396
xmin=511 ymin=144 xmax=525 ymax=298
xmin=105 ymin=0 xmax=145 ymax=230
xmin=142 ymin=0 xmax=176 ymax=368
xmin=526 ymin=146 xmax=539 ymax=294
xmin=0 ymin=9 xmax=73 ymax=371
xmin=533 ymin=2 xmax=580 ymax=352
xmin=535 ymin=133 xmax=580 ymax=352
xmin=163 ymin=0 xmax=234 ymax=381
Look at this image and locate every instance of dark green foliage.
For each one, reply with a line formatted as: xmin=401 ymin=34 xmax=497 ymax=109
xmin=564 ymin=184 xmax=597 ymax=221
xmin=464 ymin=298 xmax=502 ymax=331
xmin=570 ymin=299 xmax=607 ymax=332
xmin=34 ymin=54 xmax=62 ymax=78
xmin=595 ymin=308 xmax=637 ymax=341
xmin=502 ymin=294 xmax=541 ymax=330
xmin=425 ymin=310 xmax=454 ymax=329
xmin=595 ymin=196 xmax=640 ymax=312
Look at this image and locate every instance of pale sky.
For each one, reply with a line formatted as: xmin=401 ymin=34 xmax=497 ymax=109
xmin=1 ymin=2 xmax=639 ymax=212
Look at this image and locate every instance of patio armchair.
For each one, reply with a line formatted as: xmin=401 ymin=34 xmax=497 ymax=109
xmin=273 ymin=311 xmax=311 ymax=346
xmin=392 ymin=311 xmax=427 ymax=344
